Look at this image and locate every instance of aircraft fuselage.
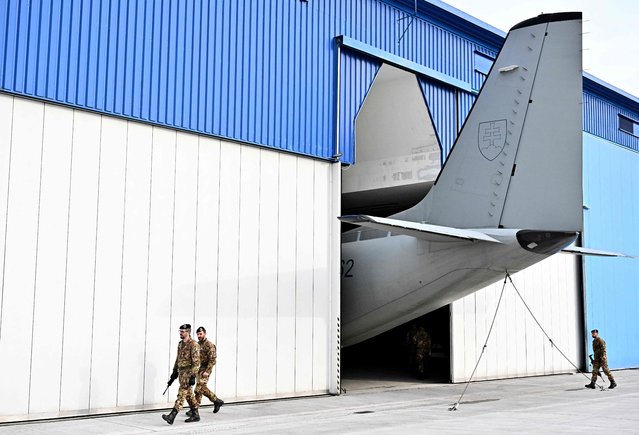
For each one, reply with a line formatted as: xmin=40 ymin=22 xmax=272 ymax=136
xmin=341 ymin=228 xmax=577 ymax=347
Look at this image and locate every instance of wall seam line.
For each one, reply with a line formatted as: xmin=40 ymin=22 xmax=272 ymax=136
xmin=235 ymin=145 xmax=243 ymax=396
xmin=27 ymin=102 xmax=47 ymax=413
xmin=88 ymin=114 xmax=104 ymax=411
xmin=0 ymin=96 xmax=15 ymax=352
xmin=115 ymin=120 xmax=130 ymax=406
xmin=58 ymin=107 xmax=75 ymax=412
xmin=141 ymin=126 xmax=155 ymax=405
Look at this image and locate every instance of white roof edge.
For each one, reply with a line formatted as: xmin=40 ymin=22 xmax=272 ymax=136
xmin=423 ymin=0 xmax=507 ymax=37
xmin=583 ymin=72 xmax=639 ymax=106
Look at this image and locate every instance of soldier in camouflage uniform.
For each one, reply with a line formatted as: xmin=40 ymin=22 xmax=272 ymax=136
xmin=405 ymin=324 xmax=418 ymax=368
xmin=585 ymin=329 xmax=617 ymax=389
xmin=162 ymin=324 xmax=201 ymax=425
xmin=412 ymin=326 xmax=431 ymax=378
xmin=187 ymin=326 xmax=224 ymax=416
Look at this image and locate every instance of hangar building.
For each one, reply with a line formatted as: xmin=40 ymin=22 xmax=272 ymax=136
xmin=0 ymin=0 xmax=637 ymax=422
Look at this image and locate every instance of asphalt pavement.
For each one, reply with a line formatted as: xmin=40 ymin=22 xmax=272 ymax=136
xmin=1 ymin=369 xmax=637 ymax=434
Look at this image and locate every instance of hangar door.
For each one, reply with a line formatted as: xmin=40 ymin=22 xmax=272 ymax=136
xmin=451 ymin=254 xmax=582 ymax=382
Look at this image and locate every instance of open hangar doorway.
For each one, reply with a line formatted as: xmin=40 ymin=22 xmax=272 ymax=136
xmin=341 ymin=306 xmax=451 ymax=391
xmin=340 ymin=63 xmax=450 ymax=390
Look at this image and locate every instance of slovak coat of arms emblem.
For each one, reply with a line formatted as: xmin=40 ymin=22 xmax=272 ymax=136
xmin=478 ymin=120 xmax=507 ymax=161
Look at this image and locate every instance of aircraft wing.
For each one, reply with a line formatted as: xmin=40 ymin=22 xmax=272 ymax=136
xmin=339 ymin=215 xmax=502 ymax=243
xmin=561 ymin=246 xmax=634 ymax=258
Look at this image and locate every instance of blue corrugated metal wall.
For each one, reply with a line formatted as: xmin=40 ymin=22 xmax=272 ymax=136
xmin=582 ymin=133 xmax=639 ymax=369
xmin=0 ymin=0 xmax=500 ymax=163
xmin=583 ymin=92 xmax=639 ymax=152
xmin=338 ymin=50 xmax=381 ymax=164
xmin=419 ymin=78 xmax=457 ymax=157
xmin=0 ymin=0 xmax=340 ymax=159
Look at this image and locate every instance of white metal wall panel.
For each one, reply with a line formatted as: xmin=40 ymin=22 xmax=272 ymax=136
xmin=171 ymin=132 xmax=198 ymax=340
xmin=451 ymin=254 xmax=580 ymax=382
xmin=295 ymin=159 xmax=315 ymax=393
xmin=117 ymin=122 xmax=152 ymax=407
xmin=215 ymin=142 xmax=241 ymax=399
xmin=194 ymin=136 xmax=221 ymax=395
xmin=0 ymin=95 xmax=12 ymax=318
xmin=143 ymin=128 xmax=176 ymax=405
xmin=256 ymin=151 xmax=279 ymax=396
xmin=276 ymin=155 xmax=297 ymax=394
xmin=527 ymin=271 xmax=545 ymax=376
xmin=484 ymin=287 xmax=506 ymax=376
xmin=59 ymin=111 xmax=101 ymax=412
xmin=0 ymin=96 xmax=337 ymax=421
xmin=312 ymin=162 xmax=330 ymax=391
xmin=28 ymin=105 xmax=73 ymax=414
xmin=90 ymin=117 xmax=127 ymax=410
xmin=236 ymin=146 xmax=260 ymax=397
xmin=0 ymin=99 xmax=43 ymax=415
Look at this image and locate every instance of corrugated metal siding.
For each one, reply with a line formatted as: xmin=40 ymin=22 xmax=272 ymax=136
xmin=419 ymin=78 xmax=457 ymax=158
xmin=583 ymin=92 xmax=639 ymax=152
xmin=582 ymin=132 xmax=639 ymax=369
xmin=339 ymin=49 xmax=381 ymax=164
xmin=456 ymin=90 xmax=475 ymax=144
xmin=0 ymin=0 xmax=337 ymax=159
xmin=0 ymin=0 xmax=500 ymax=162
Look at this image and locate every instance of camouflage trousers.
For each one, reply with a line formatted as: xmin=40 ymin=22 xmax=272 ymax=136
xmin=195 ymin=372 xmax=218 ymax=405
xmin=173 ymin=371 xmax=198 ymax=411
xmin=591 ymin=356 xmax=615 ymax=383
xmin=415 ymin=349 xmax=430 ymax=375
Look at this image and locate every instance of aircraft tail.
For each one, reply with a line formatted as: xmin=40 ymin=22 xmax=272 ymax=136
xmin=400 ymin=13 xmax=583 ymax=231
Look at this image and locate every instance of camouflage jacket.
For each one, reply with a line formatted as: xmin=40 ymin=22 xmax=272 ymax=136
xmin=198 ymin=338 xmax=217 ymax=374
xmin=592 ymin=336 xmax=607 ymax=360
xmin=173 ymin=337 xmax=200 ymax=375
xmin=412 ymin=328 xmax=431 ymax=351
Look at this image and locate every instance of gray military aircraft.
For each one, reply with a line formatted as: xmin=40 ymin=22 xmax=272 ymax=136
xmin=340 ymin=12 xmax=628 ymax=347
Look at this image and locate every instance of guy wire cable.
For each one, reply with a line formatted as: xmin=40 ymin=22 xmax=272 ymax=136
xmin=505 ymin=273 xmax=604 ymax=390
xmin=449 ymin=274 xmax=508 ymax=411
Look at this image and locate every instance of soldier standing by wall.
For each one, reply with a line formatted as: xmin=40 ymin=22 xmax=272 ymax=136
xmin=585 ymin=329 xmax=617 ymax=389
xmin=162 ymin=324 xmax=201 ymax=425
xmin=187 ymin=326 xmax=224 ymax=415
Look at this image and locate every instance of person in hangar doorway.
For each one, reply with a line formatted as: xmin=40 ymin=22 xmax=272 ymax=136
xmin=406 ymin=324 xmax=431 ymax=379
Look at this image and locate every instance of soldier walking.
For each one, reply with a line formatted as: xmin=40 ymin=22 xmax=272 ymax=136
xmin=187 ymin=326 xmax=224 ymax=416
xmin=162 ymin=324 xmax=201 ymax=425
xmin=585 ymin=329 xmax=617 ymax=389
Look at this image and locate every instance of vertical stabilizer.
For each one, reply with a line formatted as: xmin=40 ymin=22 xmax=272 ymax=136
xmin=404 ymin=13 xmax=583 ymax=231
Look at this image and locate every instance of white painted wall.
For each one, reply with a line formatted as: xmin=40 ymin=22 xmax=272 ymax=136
xmin=451 ymin=254 xmax=582 ymax=382
xmin=0 ymin=94 xmax=338 ymax=420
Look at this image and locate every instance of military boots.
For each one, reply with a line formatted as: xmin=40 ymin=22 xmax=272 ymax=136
xmin=213 ymin=398 xmax=225 ymax=413
xmin=584 ymin=382 xmax=596 ymax=389
xmin=185 ymin=407 xmax=200 ymax=423
xmin=162 ymin=408 xmax=178 ymax=425
xmin=609 ymin=380 xmax=617 ymax=389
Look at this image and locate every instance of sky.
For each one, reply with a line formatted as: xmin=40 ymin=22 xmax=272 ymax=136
xmin=439 ymin=0 xmax=639 ymax=97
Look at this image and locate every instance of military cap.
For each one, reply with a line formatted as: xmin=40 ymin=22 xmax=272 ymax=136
xmin=196 ymin=326 xmax=206 ymax=333
xmin=179 ymin=323 xmax=192 ymax=331
xmin=591 ymin=329 xmax=598 ymax=333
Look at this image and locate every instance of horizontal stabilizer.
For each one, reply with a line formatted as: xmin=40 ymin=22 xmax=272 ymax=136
xmin=339 ymin=215 xmax=502 ymax=243
xmin=561 ymin=246 xmax=634 ymax=258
